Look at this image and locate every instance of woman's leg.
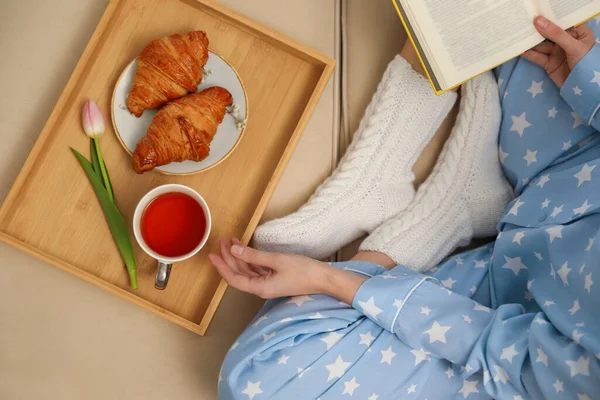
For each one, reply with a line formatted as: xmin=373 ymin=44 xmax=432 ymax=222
xmin=252 ymin=41 xmax=458 ymax=260
xmin=360 ymin=70 xmax=513 ymax=272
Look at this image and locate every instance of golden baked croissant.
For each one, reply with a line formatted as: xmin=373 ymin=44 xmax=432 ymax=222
xmin=132 ymin=87 xmax=233 ymax=174
xmin=126 ymin=31 xmax=210 ymax=117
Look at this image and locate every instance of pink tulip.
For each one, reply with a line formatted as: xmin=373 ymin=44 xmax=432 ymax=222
xmin=82 ymin=100 xmax=105 ymax=138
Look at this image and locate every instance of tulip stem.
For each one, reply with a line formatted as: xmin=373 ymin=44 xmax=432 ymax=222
xmin=93 ymin=137 xmax=114 ymax=204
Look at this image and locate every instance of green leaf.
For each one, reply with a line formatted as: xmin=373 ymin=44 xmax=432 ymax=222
xmin=71 ymin=148 xmax=138 ymax=290
xmin=90 ymin=139 xmax=102 ymax=179
xmin=91 ymin=139 xmax=119 ymax=212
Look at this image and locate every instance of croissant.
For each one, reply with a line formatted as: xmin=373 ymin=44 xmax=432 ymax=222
xmin=126 ymin=31 xmax=210 ymax=117
xmin=132 ymin=87 xmax=233 ymax=174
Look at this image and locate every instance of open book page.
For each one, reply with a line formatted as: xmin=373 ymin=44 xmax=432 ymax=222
xmin=536 ymin=0 xmax=600 ymax=28
xmin=402 ymin=0 xmax=545 ymax=91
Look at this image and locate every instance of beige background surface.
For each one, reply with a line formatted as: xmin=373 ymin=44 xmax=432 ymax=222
xmin=0 ymin=0 xmax=337 ymax=398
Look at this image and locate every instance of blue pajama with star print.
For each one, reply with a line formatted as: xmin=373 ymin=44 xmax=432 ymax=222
xmin=219 ymin=24 xmax=600 ymax=400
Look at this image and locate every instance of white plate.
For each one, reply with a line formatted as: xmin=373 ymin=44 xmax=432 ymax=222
xmin=111 ymin=51 xmax=248 ymax=175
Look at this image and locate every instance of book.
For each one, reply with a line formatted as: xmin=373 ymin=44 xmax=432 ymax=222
xmin=393 ymin=0 xmax=600 ymax=94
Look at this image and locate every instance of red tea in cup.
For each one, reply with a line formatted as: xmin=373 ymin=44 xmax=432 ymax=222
xmin=141 ymin=192 xmax=207 ymax=258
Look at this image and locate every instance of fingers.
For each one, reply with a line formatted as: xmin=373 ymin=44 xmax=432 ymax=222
xmin=208 ymin=253 xmax=264 ymax=295
xmin=522 ymin=49 xmax=550 ymax=68
xmin=534 ymin=16 xmax=585 ymax=54
xmin=230 ymin=243 xmax=287 ymax=270
xmin=220 ymin=239 xmax=260 ymax=277
xmin=232 ymin=238 xmax=269 ymax=276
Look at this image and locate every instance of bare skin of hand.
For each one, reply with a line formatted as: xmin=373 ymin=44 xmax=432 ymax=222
xmin=523 ymin=16 xmax=595 ymax=87
xmin=208 ymin=239 xmax=366 ymax=304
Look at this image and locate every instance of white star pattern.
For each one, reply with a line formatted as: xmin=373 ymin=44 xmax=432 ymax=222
xmin=446 ymin=366 xmax=455 ymax=378
xmin=253 ymin=315 xmax=268 ymax=327
xmin=242 ymin=381 xmax=263 ymax=400
xmin=541 ymin=199 xmax=550 ymax=209
xmin=578 ymin=394 xmax=592 ymax=400
xmin=513 ymin=231 xmax=525 ymax=245
xmin=297 ymin=367 xmax=310 ymax=378
xmin=463 ymin=314 xmax=473 ymax=324
xmin=508 ymin=199 xmax=525 ymax=216
xmin=380 ymin=346 xmax=397 ymax=365
xmin=553 ymin=379 xmax=564 ymax=393
xmin=380 ymin=274 xmax=396 ymax=280
xmin=574 ymin=200 xmax=592 ymax=216
xmin=573 ymin=329 xmax=584 ymax=344
xmin=458 ymin=379 xmax=479 ymax=398
xmin=286 ymin=295 xmax=314 ymax=307
xmin=483 ymin=370 xmax=491 ymax=385
xmin=393 ymin=299 xmax=404 ymax=308
xmin=546 ymin=226 xmax=563 ymax=243
xmin=592 ymin=70 xmax=600 ymax=87
xmin=548 ymin=107 xmax=558 ymax=118
xmin=534 ymin=252 xmax=543 ymax=260
xmin=550 ymin=205 xmax=564 ymax=218
xmin=499 ymin=146 xmax=509 ymax=163
xmin=514 ymin=396 xmax=524 ymax=400
xmin=493 ymin=365 xmax=510 ymax=384
xmin=571 ymin=111 xmax=587 ymax=128
xmin=326 ymin=355 xmax=351 ymax=381
xmin=544 ymin=300 xmax=555 ymax=307
xmin=342 ymin=377 xmax=360 ymax=396
xmin=586 ymin=238 xmax=595 ymax=252
xmin=537 ymin=175 xmax=550 ymax=188
xmin=421 ymin=306 xmax=432 ymax=316
xmin=569 ymin=298 xmax=581 ymax=316
xmin=470 ymin=285 xmax=477 ymax=295
xmin=527 ymin=80 xmax=544 ymax=98
xmin=550 ymin=264 xmax=557 ymax=280
xmin=359 ymin=331 xmax=375 ymax=346
xmin=321 ymin=332 xmax=344 ymax=350
xmin=502 ymin=256 xmax=528 ymax=276
xmin=474 ymin=259 xmax=488 ymax=268
xmin=523 ymin=149 xmax=537 ymax=166
xmin=524 ymin=291 xmax=533 ymax=301
xmin=536 ymin=347 xmax=548 ymax=367
xmin=562 ymin=140 xmax=572 ymax=151
xmin=424 ymin=321 xmax=451 ymax=344
xmin=474 ymin=303 xmax=491 ymax=313
xmin=262 ymin=332 xmax=276 ymax=342
xmin=585 ymin=273 xmax=593 ymax=294
xmin=566 ymin=356 xmax=590 ymax=377
xmin=368 ymin=394 xmax=379 ymax=400
xmin=279 ymin=317 xmax=293 ymax=323
xmin=411 ymin=348 xmax=431 ymax=365
xmin=500 ymin=344 xmax=519 ymax=363
xmin=407 ymin=384 xmax=417 ymax=394
xmin=580 ymin=264 xmax=586 ymax=273
xmin=456 ymin=256 xmax=464 ymax=265
xmin=557 ymin=262 xmax=571 ymax=286
xmin=358 ymin=297 xmax=383 ymax=320
xmin=573 ymin=86 xmax=583 ymax=96
xmin=277 ymin=354 xmax=290 ymax=364
xmin=231 ymin=341 xmax=240 ymax=350
xmin=511 ymin=112 xmax=532 ymax=136
xmin=441 ymin=277 xmax=457 ymax=289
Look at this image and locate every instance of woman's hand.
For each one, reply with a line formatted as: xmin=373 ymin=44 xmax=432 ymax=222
xmin=523 ymin=16 xmax=595 ymax=87
xmin=209 ymin=238 xmax=366 ymax=304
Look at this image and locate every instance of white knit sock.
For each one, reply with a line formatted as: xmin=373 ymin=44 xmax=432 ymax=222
xmin=253 ymin=56 xmax=457 ymax=259
xmin=360 ymin=72 xmax=514 ymax=271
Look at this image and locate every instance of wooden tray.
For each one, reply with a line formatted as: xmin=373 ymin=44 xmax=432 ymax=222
xmin=0 ymin=0 xmax=334 ymax=335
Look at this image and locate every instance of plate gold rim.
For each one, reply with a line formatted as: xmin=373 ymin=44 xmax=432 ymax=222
xmin=110 ymin=49 xmax=249 ymax=177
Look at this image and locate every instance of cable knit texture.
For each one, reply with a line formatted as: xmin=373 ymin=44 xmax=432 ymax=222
xmin=360 ymin=72 xmax=514 ymax=271
xmin=253 ymin=56 xmax=457 ymax=259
